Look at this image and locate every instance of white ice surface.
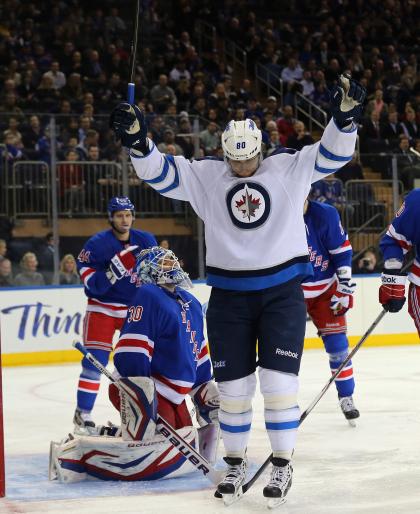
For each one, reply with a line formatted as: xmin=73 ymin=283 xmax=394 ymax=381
xmin=1 ymin=345 xmax=420 ymax=513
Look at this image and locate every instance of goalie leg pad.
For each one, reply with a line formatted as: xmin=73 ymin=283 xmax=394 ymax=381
xmin=49 ymin=427 xmax=199 ymax=482
xmin=119 ymin=376 xmax=157 ymax=441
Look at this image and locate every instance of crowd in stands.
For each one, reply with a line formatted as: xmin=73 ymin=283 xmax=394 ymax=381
xmin=0 ymin=0 xmax=419 ymax=279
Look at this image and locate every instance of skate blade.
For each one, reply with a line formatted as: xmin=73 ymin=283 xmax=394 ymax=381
xmin=347 ymin=419 xmax=357 ymax=427
xmin=267 ymin=497 xmax=287 ymax=509
xmin=222 ymin=489 xmax=243 ymax=506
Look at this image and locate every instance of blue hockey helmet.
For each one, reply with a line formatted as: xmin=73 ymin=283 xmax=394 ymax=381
xmin=135 ymin=246 xmax=192 ymax=289
xmin=107 ymin=196 xmax=135 ymax=220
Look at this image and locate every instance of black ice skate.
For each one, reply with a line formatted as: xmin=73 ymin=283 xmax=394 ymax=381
xmin=263 ymin=458 xmax=293 ymax=509
xmin=217 ymin=456 xmax=247 ymax=506
xmin=73 ymin=408 xmax=96 ymax=435
xmin=339 ymin=396 xmax=360 ymax=427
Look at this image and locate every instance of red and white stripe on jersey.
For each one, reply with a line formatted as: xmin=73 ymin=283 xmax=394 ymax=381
xmin=197 ymin=341 xmax=210 ymax=367
xmin=77 ymin=377 xmax=100 ymax=394
xmin=329 ymin=238 xmax=352 ymax=255
xmin=153 ymin=373 xmax=193 ymax=405
xmin=387 ymin=224 xmax=412 ymax=254
xmin=79 ymin=266 xmax=96 ymax=287
xmin=302 ymin=276 xmax=336 ymax=298
xmin=331 ymin=363 xmax=353 ymax=382
xmin=409 ymin=259 xmax=420 ymax=287
xmin=86 ymin=297 xmax=128 ymax=318
xmin=114 ymin=333 xmax=154 ymax=361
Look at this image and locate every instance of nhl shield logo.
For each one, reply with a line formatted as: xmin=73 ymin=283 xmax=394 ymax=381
xmin=226 ymin=181 xmax=271 ymax=229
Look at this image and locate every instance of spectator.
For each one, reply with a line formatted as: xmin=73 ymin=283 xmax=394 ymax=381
xmin=366 ymin=88 xmax=388 ymax=120
xmin=37 ymin=232 xmax=56 ymax=283
xmin=0 ymin=239 xmax=7 ymax=260
xmin=58 ymin=149 xmax=85 ymax=215
xmin=3 ymin=117 xmax=23 ymax=147
xmin=14 ymin=252 xmax=45 ymax=286
xmin=276 ymin=105 xmax=296 ymax=146
xmin=300 ymin=70 xmax=315 ymax=98
xmin=263 ymin=96 xmax=282 ymax=118
xmin=0 ymin=258 xmax=14 ymax=287
xmin=286 ymin=121 xmax=314 ymax=151
xmin=157 ymin=129 xmax=184 ymax=155
xmin=354 ymin=247 xmax=379 ymax=275
xmin=396 ymin=135 xmax=420 ymax=190
xmin=59 ymin=254 xmax=81 ymax=285
xmin=150 ymin=74 xmax=177 ymax=114
xmin=199 ymin=122 xmax=219 ymax=155
xmin=169 ymin=60 xmax=191 ymax=84
xmin=380 ymin=111 xmax=403 ymax=149
xmin=265 ymin=129 xmax=282 ymax=157
xmin=42 ymin=60 xmax=66 ymax=90
xmin=159 ymin=239 xmax=170 ymax=249
xmin=401 ymin=109 xmax=419 ymax=143
xmin=22 ymin=115 xmax=44 ymax=159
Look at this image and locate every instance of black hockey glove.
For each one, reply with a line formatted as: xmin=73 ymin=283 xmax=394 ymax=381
xmin=329 ymin=74 xmax=366 ymax=129
xmin=110 ymin=103 xmax=149 ymax=153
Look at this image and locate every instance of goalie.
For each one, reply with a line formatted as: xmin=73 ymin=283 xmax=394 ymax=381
xmin=50 ymin=246 xmax=220 ymax=483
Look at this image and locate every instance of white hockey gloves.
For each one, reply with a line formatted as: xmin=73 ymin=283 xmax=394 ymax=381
xmin=190 ymin=381 xmax=220 ymax=427
xmin=329 ymin=74 xmax=366 ymax=129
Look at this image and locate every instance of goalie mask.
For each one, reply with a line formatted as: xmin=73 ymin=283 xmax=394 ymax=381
xmin=136 ymin=246 xmax=192 ymax=289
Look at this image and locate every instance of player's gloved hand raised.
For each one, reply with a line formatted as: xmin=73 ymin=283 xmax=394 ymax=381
xmin=190 ymin=381 xmax=220 ymax=427
xmin=379 ymin=270 xmax=407 ymax=312
xmin=110 ymin=103 xmax=148 ymax=152
xmin=330 ymin=279 xmax=356 ymax=316
xmin=329 ymin=74 xmax=366 ymax=129
xmin=107 ymin=245 xmax=139 ymax=284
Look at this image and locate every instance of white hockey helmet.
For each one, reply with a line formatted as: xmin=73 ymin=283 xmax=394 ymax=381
xmin=221 ymin=119 xmax=262 ymax=161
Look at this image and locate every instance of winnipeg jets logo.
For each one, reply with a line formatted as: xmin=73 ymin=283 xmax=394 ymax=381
xmin=235 ymin=184 xmax=261 ymax=221
xmin=226 ymin=181 xmax=271 ymax=229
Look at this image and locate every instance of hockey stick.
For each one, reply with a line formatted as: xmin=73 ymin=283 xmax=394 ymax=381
xmin=73 ymin=341 xmax=224 ymax=485
xmin=241 ymin=308 xmax=387 ymax=494
xmin=127 ymin=0 xmax=141 ymax=103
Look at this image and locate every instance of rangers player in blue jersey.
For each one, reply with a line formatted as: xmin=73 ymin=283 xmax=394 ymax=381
xmin=110 ymin=75 xmax=366 ymax=507
xmin=379 ymin=188 xmax=420 ymax=337
xmin=109 ymin=246 xmax=219 ymax=442
xmin=303 ymin=199 xmax=359 ymax=425
xmin=74 ymin=196 xmax=157 ymax=432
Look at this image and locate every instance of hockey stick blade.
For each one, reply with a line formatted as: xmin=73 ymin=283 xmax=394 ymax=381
xmin=72 ymin=341 xmax=223 ymax=485
xmin=240 ymin=308 xmax=387 ymax=494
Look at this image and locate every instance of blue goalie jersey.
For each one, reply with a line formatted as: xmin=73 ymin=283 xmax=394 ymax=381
xmin=114 ymin=284 xmax=212 ymax=405
xmin=302 ymin=200 xmax=352 ymax=298
xmin=380 ymin=188 xmax=420 ymax=286
xmin=77 ymin=229 xmax=157 ymax=317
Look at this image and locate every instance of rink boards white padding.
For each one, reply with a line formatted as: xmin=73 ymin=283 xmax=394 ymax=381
xmin=0 ymin=277 xmax=418 ymax=366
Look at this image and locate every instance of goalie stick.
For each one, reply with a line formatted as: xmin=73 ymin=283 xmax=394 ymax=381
xmin=240 ymin=308 xmax=388 ymax=494
xmin=73 ymin=342 xmax=224 ymax=485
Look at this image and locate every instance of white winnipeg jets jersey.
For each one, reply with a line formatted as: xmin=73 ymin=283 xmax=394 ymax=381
xmin=130 ymin=120 xmax=357 ymax=291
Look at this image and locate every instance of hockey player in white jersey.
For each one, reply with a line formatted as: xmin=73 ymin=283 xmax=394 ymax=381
xmin=110 ymin=75 xmax=366 ymax=506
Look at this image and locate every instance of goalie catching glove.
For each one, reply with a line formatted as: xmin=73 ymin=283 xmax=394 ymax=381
xmin=190 ymin=381 xmax=220 ymax=426
xmin=330 ymin=279 xmax=356 ymax=316
xmin=379 ymin=270 xmax=407 ymax=313
xmin=106 ymin=245 xmax=139 ymax=284
xmin=110 ymin=103 xmax=149 ymax=153
xmin=329 ymin=74 xmax=366 ymax=129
